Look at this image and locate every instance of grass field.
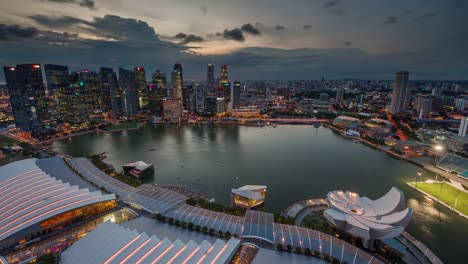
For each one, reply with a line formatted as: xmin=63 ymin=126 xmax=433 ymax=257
xmin=0 ymin=135 xmax=19 ymax=148
xmin=104 ymin=121 xmax=139 ymax=131
xmin=410 ymin=182 xmax=468 ymax=216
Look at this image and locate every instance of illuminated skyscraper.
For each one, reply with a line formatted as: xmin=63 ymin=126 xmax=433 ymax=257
xmin=99 ymin=67 xmax=114 ymax=112
xmin=335 ymin=88 xmax=344 ymax=105
xmin=65 ymin=72 xmax=90 ymax=125
xmin=220 ymin=65 xmax=230 ymax=111
xmin=44 ymin=64 xmax=70 ymax=122
xmin=3 ymin=64 xmax=47 ymax=133
xmin=119 ymin=67 xmax=138 ymax=118
xmin=79 ymin=70 xmax=101 ymax=111
xmin=108 ymin=72 xmax=123 ymax=118
xmin=232 ymin=81 xmax=241 ymax=110
xmin=149 ymin=70 xmax=167 ymax=115
xmin=170 ymin=63 xmax=183 ymax=99
xmin=389 ymin=71 xmax=410 ymax=115
xmin=134 ymin=67 xmax=148 ymax=110
xmin=206 ymin=64 xmax=216 ymax=97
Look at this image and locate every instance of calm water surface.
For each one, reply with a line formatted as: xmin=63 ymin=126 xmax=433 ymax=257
xmin=50 ymin=124 xmax=467 ymax=263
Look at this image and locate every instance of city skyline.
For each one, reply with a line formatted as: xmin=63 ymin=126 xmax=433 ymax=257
xmin=0 ymin=0 xmax=467 ymax=81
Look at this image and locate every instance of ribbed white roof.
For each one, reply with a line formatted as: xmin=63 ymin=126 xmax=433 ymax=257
xmin=0 ymin=159 xmax=116 ymax=241
xmin=123 ymin=161 xmax=153 ymax=171
xmin=238 ymin=185 xmax=267 ymax=191
xmin=231 ymin=189 xmax=263 ymax=200
xmin=61 ymin=221 xmax=240 ymax=264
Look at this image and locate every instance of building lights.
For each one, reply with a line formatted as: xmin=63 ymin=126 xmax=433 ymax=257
xmin=32 ymin=64 xmax=40 ymax=69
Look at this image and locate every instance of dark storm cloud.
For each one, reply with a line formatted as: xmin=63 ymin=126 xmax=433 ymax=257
xmin=240 ymin=23 xmax=261 ymax=35
xmin=174 ymin=32 xmax=187 ymax=39
xmin=323 ymin=0 xmax=340 ymax=8
xmin=223 ymin=28 xmax=245 ymax=41
xmin=383 ymin=16 xmax=398 ymax=25
xmin=275 ymin=25 xmax=286 ymax=31
xmin=41 ymin=0 xmax=95 ymax=10
xmin=180 ymin=34 xmax=204 ymax=44
xmin=344 ymin=41 xmax=352 ymax=47
xmin=413 ymin=13 xmax=437 ymax=22
xmin=29 ymin=15 xmax=85 ymax=28
xmin=0 ymin=24 xmax=38 ymax=41
xmin=89 ymin=15 xmax=158 ymax=41
xmin=303 ymin=24 xmax=312 ymax=30
xmin=403 ymin=9 xmax=415 ymax=15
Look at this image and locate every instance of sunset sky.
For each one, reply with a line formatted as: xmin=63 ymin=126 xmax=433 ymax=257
xmin=0 ymin=0 xmax=467 ymax=80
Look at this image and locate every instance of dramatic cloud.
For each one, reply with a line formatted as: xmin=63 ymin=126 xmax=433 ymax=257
xmin=240 ymin=23 xmax=261 ymax=35
xmin=0 ymin=24 xmax=38 ymax=41
xmin=41 ymin=0 xmax=95 ymax=10
xmin=344 ymin=41 xmax=352 ymax=47
xmin=176 ymin=33 xmax=204 ymax=44
xmin=322 ymin=0 xmax=344 ymax=15
xmin=275 ymin=25 xmax=286 ymax=31
xmin=413 ymin=13 xmax=437 ymax=22
xmin=200 ymin=5 xmax=207 ymax=14
xmin=403 ymin=9 xmax=415 ymax=15
xmin=30 ymin=15 xmax=85 ymax=28
xmin=223 ymin=28 xmax=245 ymax=41
xmin=383 ymin=16 xmax=398 ymax=25
xmin=303 ymin=24 xmax=312 ymax=30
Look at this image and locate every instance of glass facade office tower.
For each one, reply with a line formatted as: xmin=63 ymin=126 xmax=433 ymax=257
xmin=65 ymin=72 xmax=89 ymax=126
xmin=149 ymin=70 xmax=167 ymax=115
xmin=232 ymin=81 xmax=241 ymax=110
xmin=3 ymin=64 xmax=47 ymax=133
xmin=44 ymin=64 xmax=70 ymax=122
xmin=119 ymin=67 xmax=138 ymax=118
xmin=220 ymin=65 xmax=230 ymax=112
xmin=389 ymin=71 xmax=410 ymax=115
xmin=171 ymin=63 xmax=183 ymax=99
xmin=206 ymin=63 xmax=216 ymax=97
xmin=99 ymin=67 xmax=114 ymax=112
xmin=134 ymin=67 xmax=148 ymax=110
xmin=79 ymin=70 xmax=102 ymax=112
xmin=108 ymin=72 xmax=123 ymax=119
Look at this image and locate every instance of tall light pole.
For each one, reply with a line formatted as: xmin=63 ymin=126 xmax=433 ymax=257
xmin=454 ymin=190 xmax=461 ymax=211
xmin=433 ymin=144 xmax=444 ymax=182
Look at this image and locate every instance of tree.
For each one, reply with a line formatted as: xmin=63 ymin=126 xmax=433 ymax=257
xmin=218 ymin=230 xmax=224 ymax=237
xmin=188 ymin=222 xmax=194 ymax=230
xmin=202 ymin=226 xmax=208 ymax=233
xmin=167 ymin=217 xmax=174 ymax=224
xmin=186 ymin=197 xmax=197 ymax=205
xmin=304 ymin=248 xmax=312 ymax=256
xmin=313 ymin=250 xmax=320 ymax=257
xmin=286 ymin=245 xmax=292 ymax=252
xmin=195 ymin=225 xmax=201 ymax=231
xmin=180 ymin=221 xmax=187 ymax=228
xmin=295 ymin=247 xmax=303 ymax=254
xmin=209 ymin=228 xmax=215 ymax=235
xmin=175 ymin=220 xmax=180 ymax=226
xmin=224 ymin=231 xmax=232 ymax=240
xmin=36 ymin=253 xmax=57 ymax=264
xmin=332 ymin=257 xmax=340 ymax=264
xmin=277 ymin=244 xmax=283 ymax=251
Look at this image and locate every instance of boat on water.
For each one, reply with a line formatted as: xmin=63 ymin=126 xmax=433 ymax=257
xmin=149 ymin=148 xmax=155 ymax=151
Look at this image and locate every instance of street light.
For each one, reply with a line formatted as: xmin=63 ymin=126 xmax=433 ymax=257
xmin=433 ymin=144 xmax=445 ymax=181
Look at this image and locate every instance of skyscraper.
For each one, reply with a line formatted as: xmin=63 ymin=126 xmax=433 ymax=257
xmin=414 ymin=95 xmax=432 ymax=118
xmin=149 ymin=70 xmax=167 ymax=115
xmin=44 ymin=64 xmax=70 ymax=122
xmin=108 ymin=72 xmax=123 ymax=119
xmin=335 ymin=88 xmax=344 ymax=105
xmin=183 ymin=83 xmax=195 ymax=113
xmin=3 ymin=64 xmax=47 ymax=133
xmin=99 ymin=67 xmax=115 ymax=112
xmin=171 ymin=63 xmax=183 ymax=99
xmin=389 ymin=71 xmax=410 ymax=115
xmin=79 ymin=70 xmax=102 ymax=111
xmin=119 ymin=67 xmax=138 ymax=118
xmin=206 ymin=64 xmax=216 ymax=97
xmin=459 ymin=116 xmax=468 ymax=137
xmin=220 ymin=65 xmax=230 ymax=112
xmin=134 ymin=67 xmax=148 ymax=110
xmin=65 ymin=72 xmax=90 ymax=126
xmin=232 ymin=81 xmax=241 ymax=110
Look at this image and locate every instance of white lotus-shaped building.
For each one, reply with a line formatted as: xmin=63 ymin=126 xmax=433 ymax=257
xmin=323 ymin=187 xmax=412 ymax=248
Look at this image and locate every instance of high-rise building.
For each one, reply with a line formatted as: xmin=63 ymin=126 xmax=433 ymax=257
xmin=206 ymin=64 xmax=216 ymax=97
xmin=79 ymin=70 xmax=102 ymax=112
xmin=108 ymin=72 xmax=123 ymax=119
xmin=99 ymin=67 xmax=115 ymax=112
xmin=335 ymin=88 xmax=344 ymax=104
xmin=44 ymin=64 xmax=70 ymax=122
xmin=170 ymin=63 xmax=183 ymax=99
xmin=455 ymin=98 xmax=468 ymax=111
xmin=459 ymin=117 xmax=468 ymax=137
xmin=134 ymin=67 xmax=148 ymax=110
xmin=389 ymin=71 xmax=410 ymax=115
xmin=3 ymin=64 xmax=47 ymax=133
xmin=319 ymin=93 xmax=329 ymax=102
xmin=149 ymin=70 xmax=167 ymax=115
xmin=415 ymin=95 xmax=432 ymax=118
xmin=220 ymin=65 xmax=230 ymax=112
xmin=65 ymin=72 xmax=89 ymax=126
xmin=194 ymin=83 xmax=204 ymax=113
xmin=119 ymin=67 xmax=138 ymax=118
xmin=183 ymin=84 xmax=195 ymax=113
xmin=232 ymin=81 xmax=241 ymax=110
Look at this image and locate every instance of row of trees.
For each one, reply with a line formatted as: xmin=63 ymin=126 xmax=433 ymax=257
xmin=154 ymin=213 xmax=236 ymax=240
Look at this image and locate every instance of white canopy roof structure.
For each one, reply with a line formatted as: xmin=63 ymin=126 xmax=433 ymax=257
xmin=123 ymin=161 xmax=153 ymax=171
xmin=61 ymin=221 xmax=240 ymax=264
xmin=0 ymin=159 xmax=116 ymax=241
xmin=324 ymin=187 xmax=412 ymax=242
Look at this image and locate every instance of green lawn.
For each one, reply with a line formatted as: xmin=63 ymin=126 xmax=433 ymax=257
xmin=410 ymin=182 xmax=468 ymax=216
xmin=104 ymin=121 xmax=139 ymax=131
xmin=0 ymin=135 xmax=19 ymax=148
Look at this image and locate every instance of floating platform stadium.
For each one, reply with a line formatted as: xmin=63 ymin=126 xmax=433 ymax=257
xmin=122 ymin=161 xmax=154 ymax=178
